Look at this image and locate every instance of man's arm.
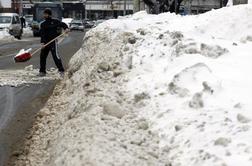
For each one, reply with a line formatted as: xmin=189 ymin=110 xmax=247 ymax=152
xmin=60 ymin=21 xmax=68 ymax=30
xmin=55 ymin=19 xmax=69 ymax=33
xmin=55 ymin=19 xmax=68 ymax=30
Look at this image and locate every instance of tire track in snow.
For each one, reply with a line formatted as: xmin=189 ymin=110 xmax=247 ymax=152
xmin=0 ymin=86 xmax=14 ymax=130
xmin=0 ymin=86 xmax=14 ymax=166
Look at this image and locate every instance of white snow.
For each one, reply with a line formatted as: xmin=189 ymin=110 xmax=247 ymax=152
xmin=15 ymin=4 xmax=252 ymax=166
xmin=106 ymin=5 xmax=252 ymax=166
xmin=0 ymin=27 xmax=33 ymax=42
xmin=0 ymin=67 xmax=62 ymax=87
xmin=116 ymin=5 xmax=252 ymax=166
xmin=22 ymin=27 xmax=33 ymax=38
xmin=0 ymin=29 xmax=14 ymax=41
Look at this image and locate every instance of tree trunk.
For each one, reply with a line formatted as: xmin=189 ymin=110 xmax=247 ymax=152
xmin=133 ymin=0 xmax=140 ymax=13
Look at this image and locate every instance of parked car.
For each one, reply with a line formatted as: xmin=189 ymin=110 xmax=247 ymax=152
xmin=83 ymin=19 xmax=94 ymax=28
xmin=25 ymin=15 xmax=33 ymax=27
xmin=69 ymin=20 xmax=85 ymax=31
xmin=0 ymin=13 xmax=23 ymax=39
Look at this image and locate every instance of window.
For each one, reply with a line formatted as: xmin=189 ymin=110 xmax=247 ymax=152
xmin=12 ymin=16 xmax=17 ymax=24
xmin=0 ymin=16 xmax=11 ymax=24
xmin=15 ymin=16 xmax=20 ymax=24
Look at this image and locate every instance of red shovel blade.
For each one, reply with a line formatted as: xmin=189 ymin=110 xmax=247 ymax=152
xmin=14 ymin=52 xmax=32 ymax=63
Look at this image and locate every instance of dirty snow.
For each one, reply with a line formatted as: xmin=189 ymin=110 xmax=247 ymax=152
xmin=14 ymin=4 xmax=252 ymax=166
xmin=0 ymin=66 xmax=62 ymax=87
xmin=0 ymin=29 xmax=14 ymax=41
xmin=22 ymin=27 xmax=33 ymax=38
xmin=0 ymin=27 xmax=33 ymax=42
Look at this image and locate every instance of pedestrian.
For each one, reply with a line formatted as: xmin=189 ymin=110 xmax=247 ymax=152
xmin=20 ymin=16 xmax=26 ymax=28
xmin=38 ymin=8 xmax=69 ymax=77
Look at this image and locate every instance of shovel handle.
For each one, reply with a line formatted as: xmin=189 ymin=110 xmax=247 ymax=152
xmin=31 ymin=31 xmax=67 ymax=56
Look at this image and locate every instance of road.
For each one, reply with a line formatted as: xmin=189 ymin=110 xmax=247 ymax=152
xmin=0 ymin=31 xmax=85 ymax=166
xmin=0 ymin=31 xmax=84 ymax=70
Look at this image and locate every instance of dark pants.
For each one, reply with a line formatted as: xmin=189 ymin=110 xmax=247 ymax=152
xmin=39 ymin=41 xmax=64 ymax=73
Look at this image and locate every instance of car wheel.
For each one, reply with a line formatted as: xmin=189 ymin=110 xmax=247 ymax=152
xmin=15 ymin=31 xmax=22 ymax=40
xmin=16 ymin=35 xmax=21 ymax=40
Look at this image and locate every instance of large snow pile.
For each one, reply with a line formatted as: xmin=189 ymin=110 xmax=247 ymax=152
xmin=14 ymin=5 xmax=252 ymax=166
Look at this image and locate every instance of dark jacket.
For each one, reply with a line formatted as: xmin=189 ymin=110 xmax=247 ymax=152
xmin=40 ymin=17 xmax=68 ymax=44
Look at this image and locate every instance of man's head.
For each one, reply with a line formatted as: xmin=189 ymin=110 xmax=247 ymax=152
xmin=43 ymin=8 xmax=52 ymax=19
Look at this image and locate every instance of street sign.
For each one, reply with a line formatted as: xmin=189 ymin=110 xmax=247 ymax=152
xmin=23 ymin=4 xmax=33 ymax=9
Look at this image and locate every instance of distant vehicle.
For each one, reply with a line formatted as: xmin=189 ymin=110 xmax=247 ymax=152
xmin=93 ymin=20 xmax=105 ymax=28
xmin=31 ymin=2 xmax=63 ymax=36
xmin=0 ymin=13 xmax=23 ymax=39
xmin=25 ymin=15 xmax=33 ymax=27
xmin=69 ymin=20 xmax=85 ymax=31
xmin=83 ymin=19 xmax=94 ymax=29
xmin=62 ymin=18 xmax=73 ymax=27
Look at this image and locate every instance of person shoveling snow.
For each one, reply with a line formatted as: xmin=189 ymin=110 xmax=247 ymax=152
xmin=38 ymin=8 xmax=69 ymax=77
xmin=14 ymin=8 xmax=70 ymax=77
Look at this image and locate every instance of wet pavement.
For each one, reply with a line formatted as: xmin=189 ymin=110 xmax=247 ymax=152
xmin=0 ymin=81 xmax=57 ymax=166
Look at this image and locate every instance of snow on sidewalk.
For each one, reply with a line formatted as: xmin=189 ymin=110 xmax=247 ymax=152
xmin=0 ymin=27 xmax=33 ymax=42
xmin=0 ymin=66 xmax=62 ymax=87
xmin=14 ymin=5 xmax=252 ymax=166
xmin=0 ymin=29 xmax=14 ymax=42
xmin=22 ymin=27 xmax=33 ymax=38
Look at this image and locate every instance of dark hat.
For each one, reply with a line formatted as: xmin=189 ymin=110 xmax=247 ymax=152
xmin=44 ymin=8 xmax=52 ymax=16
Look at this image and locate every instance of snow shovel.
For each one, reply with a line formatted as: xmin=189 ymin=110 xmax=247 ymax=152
xmin=14 ymin=32 xmax=67 ymax=63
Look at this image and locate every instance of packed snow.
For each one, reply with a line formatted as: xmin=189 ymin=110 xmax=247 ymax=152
xmin=0 ymin=27 xmax=33 ymax=42
xmin=14 ymin=4 xmax=252 ymax=166
xmin=22 ymin=27 xmax=33 ymax=38
xmin=0 ymin=29 xmax=14 ymax=41
xmin=0 ymin=66 xmax=62 ymax=87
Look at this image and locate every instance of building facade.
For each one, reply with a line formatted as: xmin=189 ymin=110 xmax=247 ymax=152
xmin=0 ymin=0 xmax=14 ymax=13
xmin=181 ymin=0 xmax=223 ymax=14
xmin=18 ymin=0 xmax=85 ymax=19
xmin=85 ymin=0 xmax=133 ymax=20
xmin=21 ymin=0 xmax=133 ymax=20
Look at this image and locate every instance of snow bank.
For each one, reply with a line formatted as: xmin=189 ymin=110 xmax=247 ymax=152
xmin=0 ymin=67 xmax=62 ymax=87
xmin=0 ymin=29 xmax=14 ymax=41
xmin=120 ymin=5 xmax=252 ymax=166
xmin=22 ymin=27 xmax=33 ymax=38
xmin=15 ymin=5 xmax=252 ymax=166
xmin=0 ymin=27 xmax=32 ymax=42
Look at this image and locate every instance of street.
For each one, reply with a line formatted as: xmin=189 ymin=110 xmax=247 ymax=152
xmin=0 ymin=31 xmax=85 ymax=165
xmin=0 ymin=31 xmax=84 ymax=70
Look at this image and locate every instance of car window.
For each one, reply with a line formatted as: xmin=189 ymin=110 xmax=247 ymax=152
xmin=15 ymin=16 xmax=20 ymax=24
xmin=0 ymin=16 xmax=12 ymax=24
xmin=12 ymin=16 xmax=17 ymax=24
